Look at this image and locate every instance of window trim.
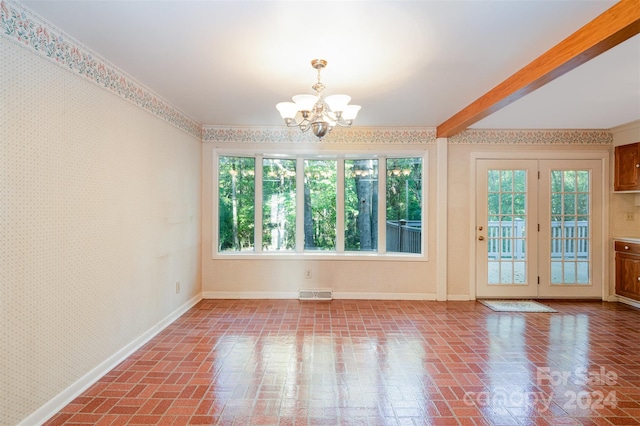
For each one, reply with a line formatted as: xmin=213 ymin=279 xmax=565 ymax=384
xmin=212 ymin=149 xmax=428 ymax=261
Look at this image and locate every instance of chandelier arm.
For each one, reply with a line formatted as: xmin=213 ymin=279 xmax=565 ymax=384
xmin=285 ymin=116 xmax=311 ymax=128
xmin=333 ymin=121 xmax=352 ymax=128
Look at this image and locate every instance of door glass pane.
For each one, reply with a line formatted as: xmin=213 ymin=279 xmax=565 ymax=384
xmin=345 ymin=159 xmax=379 ymax=252
xmin=487 ymin=169 xmax=527 ymax=285
xmin=549 ymin=170 xmax=590 ymax=285
xmin=262 ymin=158 xmax=296 ymax=251
xmin=304 ymin=160 xmax=337 ymax=250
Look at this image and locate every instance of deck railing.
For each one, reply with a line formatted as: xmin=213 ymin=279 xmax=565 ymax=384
xmin=386 ymin=220 xmax=421 ymax=253
xmin=487 ymin=220 xmax=589 ymax=260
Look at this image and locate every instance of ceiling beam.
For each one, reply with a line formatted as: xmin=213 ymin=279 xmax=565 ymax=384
xmin=436 ymin=0 xmax=640 ymax=138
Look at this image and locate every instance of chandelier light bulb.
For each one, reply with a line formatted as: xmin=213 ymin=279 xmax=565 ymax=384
xmin=275 ymin=59 xmax=360 ymax=140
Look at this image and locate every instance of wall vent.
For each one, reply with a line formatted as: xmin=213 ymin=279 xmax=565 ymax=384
xmin=298 ymin=289 xmax=332 ymax=301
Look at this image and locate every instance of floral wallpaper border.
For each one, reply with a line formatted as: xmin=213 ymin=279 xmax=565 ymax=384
xmin=1 ymin=0 xmax=202 ymax=139
xmin=449 ymin=129 xmax=612 ymax=145
xmin=203 ymin=126 xmax=612 ymax=145
xmin=202 ymin=126 xmax=437 ymax=145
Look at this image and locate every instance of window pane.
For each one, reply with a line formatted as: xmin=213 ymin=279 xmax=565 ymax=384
xmin=551 ymin=170 xmax=563 ymax=193
xmin=262 ymin=158 xmax=296 ymax=251
xmin=577 ymin=194 xmax=589 ymax=215
xmin=564 ymin=194 xmax=576 ymax=215
xmin=218 ymin=156 xmax=255 ymax=252
xmin=488 ymin=170 xmax=500 ymax=192
xmin=386 ymin=157 xmax=422 ymax=253
xmin=345 ymin=159 xmax=379 ymax=252
xmin=577 ymin=171 xmax=589 ymax=192
xmin=304 ymin=160 xmax=337 ymax=250
xmin=500 ymin=170 xmax=513 ymax=192
xmin=514 ymin=170 xmax=526 ymax=192
xmin=500 ymin=193 xmax=513 ymax=214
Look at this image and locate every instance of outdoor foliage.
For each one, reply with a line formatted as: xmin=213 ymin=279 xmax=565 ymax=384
xmin=386 ymin=158 xmax=422 ymax=222
xmin=218 ymin=155 xmax=424 ymax=254
xmin=304 ymin=160 xmax=337 ymax=250
xmin=263 ymin=158 xmax=296 ymax=251
xmin=345 ymin=159 xmax=378 ymax=251
xmin=219 ymin=156 xmax=255 ymax=251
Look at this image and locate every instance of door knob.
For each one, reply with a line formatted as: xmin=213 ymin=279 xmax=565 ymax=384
xmin=478 ymin=236 xmax=485 ymax=241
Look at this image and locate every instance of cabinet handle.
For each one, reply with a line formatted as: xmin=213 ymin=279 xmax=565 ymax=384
xmin=625 ymin=245 xmax=630 ymax=250
xmin=636 ymin=164 xmax=640 ymax=168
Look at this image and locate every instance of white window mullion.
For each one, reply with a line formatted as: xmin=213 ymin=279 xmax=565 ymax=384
xmin=378 ymin=156 xmax=387 ymax=253
xmin=254 ymin=156 xmax=263 ymax=253
xmin=336 ymin=159 xmax=345 ymax=253
xmin=296 ymin=157 xmax=305 ymax=253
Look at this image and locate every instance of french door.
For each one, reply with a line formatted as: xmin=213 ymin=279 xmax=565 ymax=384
xmin=476 ymin=159 xmax=603 ymax=299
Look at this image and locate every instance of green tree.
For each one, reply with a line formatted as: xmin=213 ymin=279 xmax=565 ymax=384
xmin=219 ymin=156 xmax=255 ymax=251
xmin=345 ymin=159 xmax=378 ymax=251
xmin=304 ymin=160 xmax=337 ymax=250
xmin=386 ymin=158 xmax=422 ymax=222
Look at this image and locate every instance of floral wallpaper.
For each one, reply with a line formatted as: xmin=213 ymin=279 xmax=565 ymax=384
xmin=0 ymin=0 xmax=202 ymax=139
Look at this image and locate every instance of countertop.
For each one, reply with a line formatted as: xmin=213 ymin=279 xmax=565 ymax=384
xmin=614 ymin=237 xmax=640 ymax=244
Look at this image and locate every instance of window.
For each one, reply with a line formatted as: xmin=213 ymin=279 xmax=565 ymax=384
xmin=304 ymin=160 xmax=337 ymax=250
xmin=215 ymin=153 xmax=425 ymax=257
xmin=386 ymin=157 xmax=422 ymax=254
xmin=218 ymin=156 xmax=255 ymax=252
xmin=262 ymin=158 xmax=296 ymax=251
xmin=345 ymin=159 xmax=379 ymax=252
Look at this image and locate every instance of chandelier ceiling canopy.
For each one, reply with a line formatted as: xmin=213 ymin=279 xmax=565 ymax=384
xmin=276 ymin=59 xmax=361 ymax=140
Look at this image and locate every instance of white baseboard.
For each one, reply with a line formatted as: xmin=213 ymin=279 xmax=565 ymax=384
xmin=22 ymin=294 xmax=202 ymax=426
xmin=202 ymin=291 xmax=298 ymax=299
xmin=333 ymin=292 xmax=437 ymax=300
xmin=202 ymin=291 xmax=437 ymax=300
xmin=616 ymin=295 xmax=640 ymax=310
xmin=446 ymin=294 xmax=472 ymax=301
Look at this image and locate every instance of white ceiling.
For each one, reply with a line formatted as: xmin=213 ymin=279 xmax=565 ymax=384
xmin=22 ymin=0 xmax=640 ymax=131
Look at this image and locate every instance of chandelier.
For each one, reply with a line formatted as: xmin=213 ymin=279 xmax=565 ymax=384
xmin=276 ymin=59 xmax=361 ymax=139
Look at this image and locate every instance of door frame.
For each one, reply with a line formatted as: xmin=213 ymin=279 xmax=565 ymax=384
xmin=468 ymin=150 xmax=610 ymax=301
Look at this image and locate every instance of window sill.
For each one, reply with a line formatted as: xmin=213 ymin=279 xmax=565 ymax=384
xmin=212 ymin=251 xmax=427 ymax=262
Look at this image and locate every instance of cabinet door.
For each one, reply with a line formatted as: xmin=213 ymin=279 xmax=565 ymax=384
xmin=616 ymin=252 xmax=640 ymax=300
xmin=614 ymin=142 xmax=640 ymax=191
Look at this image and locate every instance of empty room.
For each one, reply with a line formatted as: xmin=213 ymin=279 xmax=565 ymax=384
xmin=2 ymin=0 xmax=640 ymax=424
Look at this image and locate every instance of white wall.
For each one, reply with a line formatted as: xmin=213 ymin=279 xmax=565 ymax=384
xmin=1 ymin=30 xmax=201 ymax=426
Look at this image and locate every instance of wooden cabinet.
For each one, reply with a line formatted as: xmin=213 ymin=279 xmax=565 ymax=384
xmin=615 ymin=241 xmax=640 ymax=301
xmin=614 ymin=142 xmax=640 ymax=191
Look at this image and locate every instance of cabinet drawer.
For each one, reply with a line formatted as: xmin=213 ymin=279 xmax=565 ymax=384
xmin=615 ymin=241 xmax=640 ymax=255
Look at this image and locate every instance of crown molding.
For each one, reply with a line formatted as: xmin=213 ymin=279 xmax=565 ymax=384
xmin=610 ymin=119 xmax=640 ymax=135
xmin=1 ymin=0 xmax=202 ymax=139
xmin=449 ymin=128 xmax=613 ymax=145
